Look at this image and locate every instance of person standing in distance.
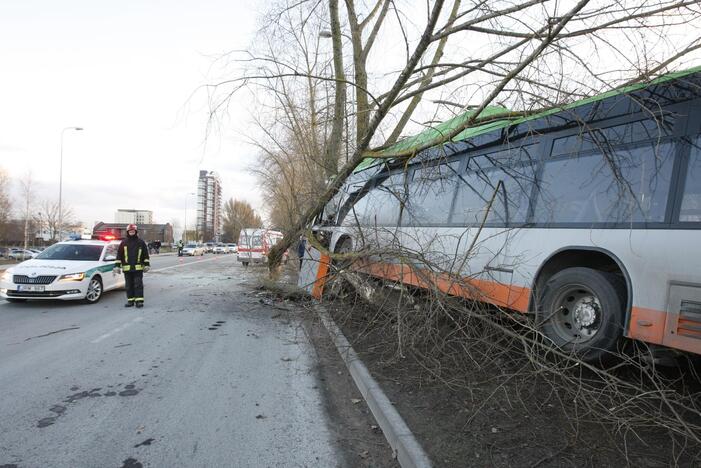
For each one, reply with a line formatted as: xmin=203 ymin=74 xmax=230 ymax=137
xmin=114 ymin=224 xmax=151 ymax=308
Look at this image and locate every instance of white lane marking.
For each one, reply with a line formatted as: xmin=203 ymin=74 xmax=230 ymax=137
xmin=152 ymin=255 xmax=226 ymax=273
xmin=91 ymin=317 xmax=144 ymax=344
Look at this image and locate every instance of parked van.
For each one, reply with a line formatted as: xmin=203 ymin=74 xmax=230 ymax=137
xmin=237 ymin=229 xmax=288 ymax=266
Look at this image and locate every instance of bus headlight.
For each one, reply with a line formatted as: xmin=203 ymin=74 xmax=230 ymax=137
xmin=59 ymin=272 xmax=86 ymax=281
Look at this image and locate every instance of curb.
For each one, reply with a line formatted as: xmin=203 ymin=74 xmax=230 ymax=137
xmin=317 ymin=307 xmax=432 ymax=468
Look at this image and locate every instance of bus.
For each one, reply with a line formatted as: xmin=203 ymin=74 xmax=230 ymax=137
xmin=315 ymin=66 xmax=701 ymax=362
xmin=237 ymin=229 xmax=288 ymax=266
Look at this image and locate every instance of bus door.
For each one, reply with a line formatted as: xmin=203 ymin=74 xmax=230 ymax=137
xmin=450 ymin=148 xmax=538 ymax=310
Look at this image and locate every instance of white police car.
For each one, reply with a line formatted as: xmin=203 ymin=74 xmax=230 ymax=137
xmin=0 ymin=240 xmax=125 ymax=304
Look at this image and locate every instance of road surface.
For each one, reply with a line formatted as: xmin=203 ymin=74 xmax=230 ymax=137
xmin=0 ymin=254 xmax=356 ymax=467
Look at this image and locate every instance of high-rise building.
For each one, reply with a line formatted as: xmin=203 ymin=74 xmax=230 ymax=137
xmin=196 ymin=170 xmax=222 ymax=242
xmin=115 ymin=209 xmax=153 ymax=225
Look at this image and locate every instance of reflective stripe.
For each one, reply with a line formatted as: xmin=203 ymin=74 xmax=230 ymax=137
xmin=123 ymin=265 xmax=132 ymax=272
xmin=124 ymin=246 xmax=129 ymax=264
xmin=134 ymin=297 xmax=144 ymax=302
xmin=135 ymin=265 xmax=143 ymax=271
xmin=137 ymin=247 xmax=142 ymax=264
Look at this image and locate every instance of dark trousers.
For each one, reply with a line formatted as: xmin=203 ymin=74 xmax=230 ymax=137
xmin=125 ymin=271 xmax=144 ymax=302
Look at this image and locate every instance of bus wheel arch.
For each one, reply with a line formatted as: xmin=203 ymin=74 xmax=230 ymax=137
xmin=334 ymin=235 xmax=353 ymax=254
xmin=530 ymin=247 xmax=632 ymax=361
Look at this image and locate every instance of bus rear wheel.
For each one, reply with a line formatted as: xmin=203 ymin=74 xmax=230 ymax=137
xmin=537 ymin=267 xmax=625 ymax=362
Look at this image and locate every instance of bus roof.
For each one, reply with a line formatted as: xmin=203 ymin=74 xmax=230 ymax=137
xmin=354 ymin=65 xmax=701 ymax=172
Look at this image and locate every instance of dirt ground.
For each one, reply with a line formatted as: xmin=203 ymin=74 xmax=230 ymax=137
xmin=323 ymin=297 xmax=701 ymax=468
xmin=264 ymin=265 xmax=701 ymax=468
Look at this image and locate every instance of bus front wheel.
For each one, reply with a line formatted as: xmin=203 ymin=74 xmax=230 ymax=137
xmin=537 ymin=267 xmax=625 ymax=362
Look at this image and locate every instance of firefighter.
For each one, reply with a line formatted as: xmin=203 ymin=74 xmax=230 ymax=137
xmin=114 ymin=224 xmax=151 ymax=308
xmin=177 ymin=239 xmax=184 ymax=256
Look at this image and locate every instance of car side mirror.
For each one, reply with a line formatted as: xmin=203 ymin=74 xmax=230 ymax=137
xmin=105 ymin=254 xmax=117 ymax=261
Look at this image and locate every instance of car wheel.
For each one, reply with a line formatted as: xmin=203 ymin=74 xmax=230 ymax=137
xmin=84 ymin=276 xmax=103 ymax=304
xmin=536 ymin=267 xmax=625 ymax=362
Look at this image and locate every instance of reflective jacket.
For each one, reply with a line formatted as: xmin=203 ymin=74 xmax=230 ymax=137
xmin=116 ymin=235 xmax=150 ymax=272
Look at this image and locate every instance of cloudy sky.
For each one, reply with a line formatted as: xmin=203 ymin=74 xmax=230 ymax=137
xmin=0 ymin=0 xmax=262 ymax=236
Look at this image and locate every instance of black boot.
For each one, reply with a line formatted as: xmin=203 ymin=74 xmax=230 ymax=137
xmin=135 ymin=302 xmax=144 ymax=308
xmin=125 ymin=301 xmax=134 ymax=307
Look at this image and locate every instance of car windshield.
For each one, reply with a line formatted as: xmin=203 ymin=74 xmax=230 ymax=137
xmin=186 ymin=243 xmax=197 ymax=248
xmin=36 ymin=244 xmax=103 ymax=261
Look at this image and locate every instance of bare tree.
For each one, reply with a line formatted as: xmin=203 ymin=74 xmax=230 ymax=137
xmin=18 ymin=172 xmax=34 ymax=251
xmin=0 ymin=167 xmax=11 ymax=243
xmin=222 ymin=198 xmax=263 ymax=243
xmin=38 ymin=199 xmax=75 ymax=242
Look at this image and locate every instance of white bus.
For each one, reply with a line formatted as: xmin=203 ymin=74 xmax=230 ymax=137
xmin=315 ymin=67 xmax=701 ymax=362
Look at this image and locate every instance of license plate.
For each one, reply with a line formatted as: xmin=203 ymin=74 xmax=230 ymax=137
xmin=17 ymin=285 xmax=45 ymax=292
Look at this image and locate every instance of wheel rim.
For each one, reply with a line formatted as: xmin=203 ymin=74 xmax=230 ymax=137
xmin=548 ymin=285 xmax=602 ymax=344
xmin=86 ymin=278 xmax=102 ymax=302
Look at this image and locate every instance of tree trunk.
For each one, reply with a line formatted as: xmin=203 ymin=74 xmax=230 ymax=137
xmin=326 ymin=0 xmax=346 ymax=178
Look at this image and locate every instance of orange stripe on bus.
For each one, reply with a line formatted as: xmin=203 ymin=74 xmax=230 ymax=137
xmin=626 ymin=307 xmax=666 ymax=345
xmin=350 ymin=261 xmax=701 ymax=356
xmin=311 ymin=254 xmax=331 ymax=299
xmin=353 ymin=261 xmax=531 ymax=313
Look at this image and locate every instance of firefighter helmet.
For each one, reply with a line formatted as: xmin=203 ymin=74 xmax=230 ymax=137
xmin=126 ymin=223 xmax=138 ymax=232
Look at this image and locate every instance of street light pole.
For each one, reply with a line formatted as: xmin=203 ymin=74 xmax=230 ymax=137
xmin=59 ymin=126 xmax=83 ymax=240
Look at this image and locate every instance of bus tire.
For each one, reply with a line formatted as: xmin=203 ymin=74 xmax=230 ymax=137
xmin=537 ymin=267 xmax=625 ymax=362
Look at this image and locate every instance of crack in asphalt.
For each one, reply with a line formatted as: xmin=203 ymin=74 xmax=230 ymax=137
xmin=24 ymin=327 xmax=80 ymax=341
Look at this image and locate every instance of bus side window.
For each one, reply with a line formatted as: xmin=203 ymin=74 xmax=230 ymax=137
xmin=342 ymin=173 xmax=405 ymax=227
xmin=534 ymin=139 xmax=675 ymax=224
xmin=402 ymin=162 xmax=458 ymax=226
xmin=680 ymin=135 xmax=701 ymax=222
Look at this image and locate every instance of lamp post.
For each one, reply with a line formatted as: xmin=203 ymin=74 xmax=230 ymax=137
xmin=183 ymin=192 xmax=195 ymax=242
xmin=59 ymin=126 xmax=84 ymax=240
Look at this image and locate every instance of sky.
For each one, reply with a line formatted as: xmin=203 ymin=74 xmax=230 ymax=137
xmin=0 ymin=0 xmax=262 ymax=237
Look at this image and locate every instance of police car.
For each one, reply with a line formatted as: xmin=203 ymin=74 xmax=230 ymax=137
xmin=0 ymin=239 xmax=125 ymax=304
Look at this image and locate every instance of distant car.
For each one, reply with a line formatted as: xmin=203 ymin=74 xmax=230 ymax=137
xmin=205 ymin=242 xmax=215 ymax=253
xmin=226 ymin=243 xmax=238 ymax=253
xmin=8 ymin=249 xmax=37 ymax=261
xmin=0 ymin=247 xmax=9 ymax=258
xmin=213 ymin=244 xmax=228 ymax=254
xmin=182 ymin=243 xmax=205 ymax=256
xmin=0 ymin=239 xmax=125 ymax=304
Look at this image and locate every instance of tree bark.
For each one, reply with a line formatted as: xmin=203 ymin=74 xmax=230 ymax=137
xmin=326 ymin=0 xmax=346 ymax=178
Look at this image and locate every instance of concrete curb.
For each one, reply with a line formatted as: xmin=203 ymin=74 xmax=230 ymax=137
xmin=317 ymin=307 xmax=432 ymax=468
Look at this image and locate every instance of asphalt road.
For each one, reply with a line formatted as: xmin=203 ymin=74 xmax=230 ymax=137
xmin=0 ymin=254 xmax=347 ymax=468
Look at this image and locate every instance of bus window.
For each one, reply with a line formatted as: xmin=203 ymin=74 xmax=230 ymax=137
xmin=452 ymin=163 xmax=536 ymax=226
xmin=342 ymin=173 xmax=405 ymax=226
xmin=465 ymin=144 xmax=539 ymax=171
xmin=680 ymin=135 xmax=701 ymax=222
xmin=551 ymin=117 xmax=676 ymax=157
xmin=534 ymin=140 xmax=675 ymax=224
xmin=402 ymin=162 xmax=458 ymax=226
